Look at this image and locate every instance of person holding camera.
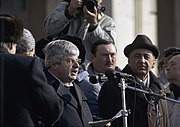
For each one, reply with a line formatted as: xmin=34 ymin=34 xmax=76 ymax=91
xmin=43 ymin=0 xmax=117 ymax=65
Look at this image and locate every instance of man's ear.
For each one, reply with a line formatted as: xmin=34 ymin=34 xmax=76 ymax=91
xmin=8 ymin=43 xmax=16 ymax=54
xmin=151 ymin=59 xmax=156 ymax=69
xmin=90 ymin=53 xmax=95 ymax=62
xmin=127 ymin=58 xmax=131 ymax=66
xmin=50 ymin=63 xmax=59 ymax=71
xmin=8 ymin=43 xmax=15 ymax=50
xmin=128 ymin=58 xmax=130 ymax=64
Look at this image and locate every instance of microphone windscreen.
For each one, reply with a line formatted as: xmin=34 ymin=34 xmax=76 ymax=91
xmin=89 ymin=75 xmax=98 ymax=84
xmin=105 ymin=68 xmax=115 ymax=78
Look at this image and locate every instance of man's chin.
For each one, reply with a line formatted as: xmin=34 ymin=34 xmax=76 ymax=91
xmin=71 ymin=76 xmax=77 ymax=80
xmin=106 ymin=66 xmax=115 ymax=70
xmin=137 ymin=71 xmax=148 ymax=76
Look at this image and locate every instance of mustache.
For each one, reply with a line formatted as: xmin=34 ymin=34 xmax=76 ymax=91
xmin=105 ymin=62 xmax=114 ymax=66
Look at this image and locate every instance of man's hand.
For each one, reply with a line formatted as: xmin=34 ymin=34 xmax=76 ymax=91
xmin=68 ymin=0 xmax=83 ymax=14
xmin=83 ymin=5 xmax=98 ymax=25
xmin=105 ymin=122 xmax=111 ymax=127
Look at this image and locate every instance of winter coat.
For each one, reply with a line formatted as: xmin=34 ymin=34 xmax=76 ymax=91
xmin=98 ymin=65 xmax=170 ymax=127
xmin=43 ymin=2 xmax=116 ymax=63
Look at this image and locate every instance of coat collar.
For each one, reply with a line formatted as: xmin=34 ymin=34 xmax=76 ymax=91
xmin=0 ymin=47 xmax=9 ymax=54
xmin=122 ymin=64 xmax=161 ymax=89
xmin=122 ymin=64 xmax=163 ymax=103
xmin=44 ymin=68 xmax=84 ymax=109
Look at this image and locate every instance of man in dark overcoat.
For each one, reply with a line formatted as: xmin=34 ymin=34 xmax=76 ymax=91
xmin=43 ymin=39 xmax=93 ymax=127
xmin=98 ymin=35 xmax=170 ymax=127
xmin=0 ymin=14 xmax=61 ymax=127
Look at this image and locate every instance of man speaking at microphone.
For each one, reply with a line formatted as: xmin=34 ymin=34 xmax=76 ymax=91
xmin=98 ymin=35 xmax=170 ymax=127
xmin=79 ymin=39 xmax=120 ymax=120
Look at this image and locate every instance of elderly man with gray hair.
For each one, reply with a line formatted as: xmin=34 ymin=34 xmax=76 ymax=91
xmin=16 ymin=28 xmax=35 ymax=56
xmin=98 ymin=35 xmax=170 ymax=127
xmin=43 ymin=39 xmax=93 ymax=127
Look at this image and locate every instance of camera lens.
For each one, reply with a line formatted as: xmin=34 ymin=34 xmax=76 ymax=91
xmin=83 ymin=0 xmax=97 ymax=12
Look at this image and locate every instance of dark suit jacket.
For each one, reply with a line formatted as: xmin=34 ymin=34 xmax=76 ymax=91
xmin=44 ymin=69 xmax=93 ymax=127
xmin=0 ymin=48 xmax=61 ymax=127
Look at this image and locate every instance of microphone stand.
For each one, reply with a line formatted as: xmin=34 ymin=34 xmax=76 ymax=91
xmin=90 ymin=73 xmax=180 ymax=127
xmin=115 ymin=76 xmax=180 ymax=127
xmin=118 ymin=78 xmax=129 ymax=127
xmin=0 ymin=56 xmax=4 ymax=127
xmin=123 ymin=81 xmax=180 ymax=104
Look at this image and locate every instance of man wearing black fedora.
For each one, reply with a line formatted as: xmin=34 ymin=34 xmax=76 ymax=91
xmin=98 ymin=35 xmax=170 ymax=127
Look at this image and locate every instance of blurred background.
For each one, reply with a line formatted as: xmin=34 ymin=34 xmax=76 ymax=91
xmin=1 ymin=0 xmax=180 ymax=74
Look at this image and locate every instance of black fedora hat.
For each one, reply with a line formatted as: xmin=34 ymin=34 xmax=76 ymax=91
xmin=124 ymin=35 xmax=159 ymax=59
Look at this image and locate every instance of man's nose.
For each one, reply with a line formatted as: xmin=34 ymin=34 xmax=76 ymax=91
xmin=139 ymin=56 xmax=146 ymax=63
xmin=107 ymin=54 xmax=114 ymax=61
xmin=73 ymin=61 xmax=80 ymax=68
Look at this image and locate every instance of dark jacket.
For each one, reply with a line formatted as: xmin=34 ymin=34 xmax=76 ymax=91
xmin=0 ymin=48 xmax=61 ymax=127
xmin=44 ymin=69 xmax=93 ymax=127
xmin=98 ymin=65 xmax=170 ymax=127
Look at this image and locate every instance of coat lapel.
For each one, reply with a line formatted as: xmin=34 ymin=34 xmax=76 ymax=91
xmin=74 ymin=83 xmax=83 ymax=106
xmin=45 ymin=69 xmax=90 ymax=123
xmin=57 ymin=84 xmax=79 ymax=109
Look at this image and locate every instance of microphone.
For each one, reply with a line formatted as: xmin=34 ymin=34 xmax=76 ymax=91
xmin=89 ymin=75 xmax=108 ymax=84
xmin=105 ymin=68 xmax=133 ymax=79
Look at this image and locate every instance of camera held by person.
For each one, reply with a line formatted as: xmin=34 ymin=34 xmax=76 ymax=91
xmin=82 ymin=0 xmax=105 ymax=13
xmin=82 ymin=0 xmax=97 ymax=12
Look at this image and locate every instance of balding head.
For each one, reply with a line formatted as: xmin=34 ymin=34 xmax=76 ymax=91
xmin=165 ymin=54 xmax=180 ymax=86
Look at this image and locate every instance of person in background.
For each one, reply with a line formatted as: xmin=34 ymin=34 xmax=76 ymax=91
xmin=158 ymin=47 xmax=180 ymax=85
xmin=16 ymin=28 xmax=35 ymax=56
xmin=0 ymin=14 xmax=61 ymax=127
xmin=98 ymin=35 xmax=170 ymax=127
xmin=165 ymin=53 xmax=180 ymax=127
xmin=79 ymin=39 xmax=120 ymax=120
xmin=0 ymin=14 xmax=22 ymax=54
xmin=43 ymin=39 xmax=93 ymax=127
xmin=43 ymin=0 xmax=116 ymax=65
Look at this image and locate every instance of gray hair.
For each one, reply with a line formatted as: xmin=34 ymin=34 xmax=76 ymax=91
xmin=43 ymin=39 xmax=80 ymax=68
xmin=16 ymin=28 xmax=35 ymax=54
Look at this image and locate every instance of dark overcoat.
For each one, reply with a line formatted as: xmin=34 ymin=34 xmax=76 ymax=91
xmin=44 ymin=69 xmax=93 ymax=127
xmin=98 ymin=65 xmax=170 ymax=127
xmin=0 ymin=48 xmax=61 ymax=127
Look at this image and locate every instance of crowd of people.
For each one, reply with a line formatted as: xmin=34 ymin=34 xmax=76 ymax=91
xmin=1 ymin=0 xmax=180 ymax=127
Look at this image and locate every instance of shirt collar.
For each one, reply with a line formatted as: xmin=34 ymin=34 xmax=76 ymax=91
xmin=136 ymin=73 xmax=150 ymax=87
xmin=48 ymin=70 xmax=73 ymax=87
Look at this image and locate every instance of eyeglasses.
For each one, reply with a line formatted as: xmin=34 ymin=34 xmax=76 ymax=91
xmin=63 ymin=58 xmax=82 ymax=65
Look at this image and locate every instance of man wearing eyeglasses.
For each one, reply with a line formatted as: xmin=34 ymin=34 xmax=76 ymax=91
xmin=43 ymin=39 xmax=93 ymax=127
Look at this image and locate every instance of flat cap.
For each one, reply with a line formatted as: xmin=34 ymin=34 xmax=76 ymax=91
xmin=164 ymin=47 xmax=180 ymax=57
